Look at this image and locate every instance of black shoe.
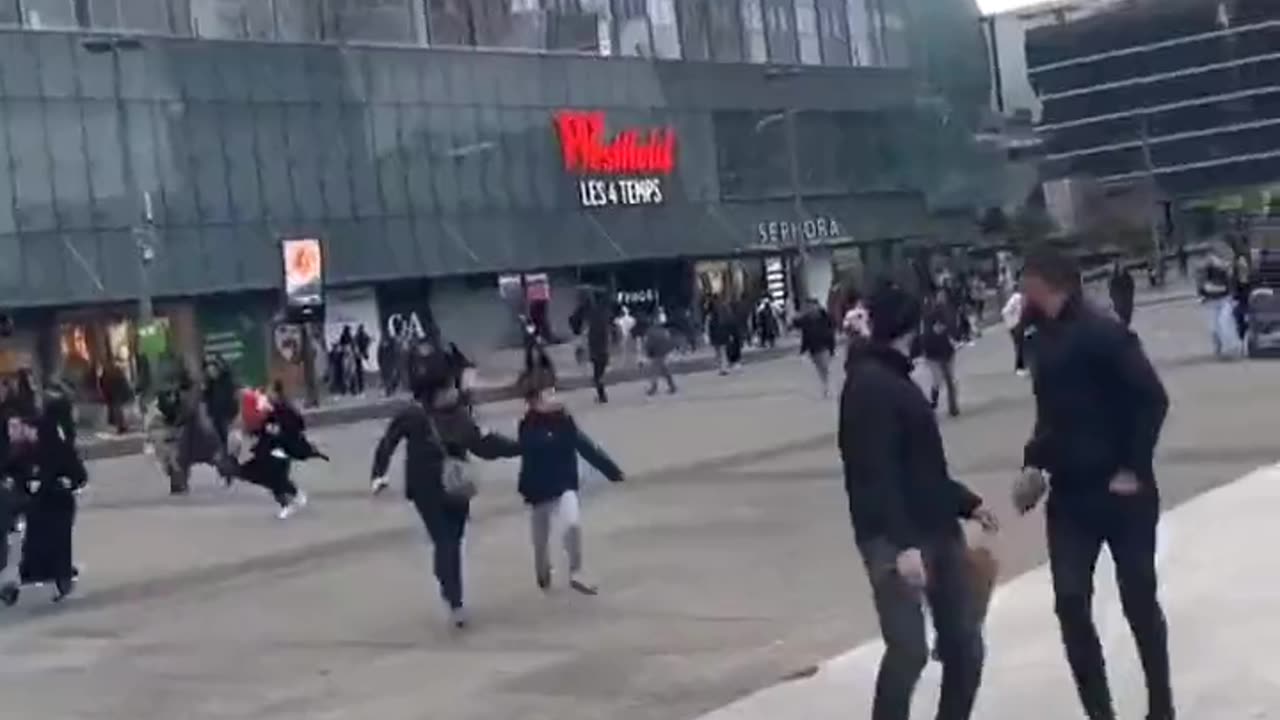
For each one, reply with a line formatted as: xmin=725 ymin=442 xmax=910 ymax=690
xmin=0 ymin=583 xmax=19 ymax=607
xmin=536 ymin=572 xmax=552 ymax=592
xmin=53 ymin=575 xmax=76 ymax=602
xmin=948 ymin=407 xmax=960 ymax=418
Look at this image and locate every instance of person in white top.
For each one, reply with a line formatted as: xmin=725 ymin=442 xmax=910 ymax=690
xmin=843 ymin=301 xmax=871 ymax=340
xmin=614 ymin=306 xmax=637 ymax=366
xmin=1002 ymin=291 xmax=1028 ymax=375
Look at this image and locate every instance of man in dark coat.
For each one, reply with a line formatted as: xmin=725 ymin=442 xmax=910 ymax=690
xmin=839 ymin=284 xmax=997 ymax=720
xmin=793 ymin=298 xmax=837 ymax=397
xmin=1016 ymin=245 xmax=1173 ymax=720
xmin=1108 ymin=260 xmax=1136 ymax=327
xmin=921 ymin=290 xmax=960 ymax=417
xmin=585 ymin=300 xmax=613 ymax=404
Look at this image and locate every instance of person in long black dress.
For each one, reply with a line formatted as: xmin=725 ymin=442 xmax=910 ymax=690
xmin=2 ymin=392 xmax=87 ymax=605
xmin=233 ymin=383 xmax=327 ymax=519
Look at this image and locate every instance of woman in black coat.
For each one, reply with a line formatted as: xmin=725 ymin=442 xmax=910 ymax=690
xmin=1 ymin=396 xmax=87 ymax=605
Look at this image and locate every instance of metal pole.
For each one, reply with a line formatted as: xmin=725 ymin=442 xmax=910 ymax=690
xmin=1138 ymin=115 xmax=1164 ymax=286
xmin=111 ymin=43 xmax=154 ymax=323
xmin=785 ymin=109 xmax=809 ymax=308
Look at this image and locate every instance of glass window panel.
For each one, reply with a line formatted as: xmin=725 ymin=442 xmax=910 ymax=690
xmin=284 ymin=102 xmax=326 ymax=221
xmin=763 ymin=0 xmax=797 ymax=64
xmin=818 ymin=0 xmax=850 ymax=66
xmin=447 ymin=106 xmax=484 ymax=214
xmin=708 ymin=0 xmax=743 ymax=62
xmin=190 ymin=0 xmax=275 ymax=39
xmin=327 ymin=0 xmax=416 ymax=44
xmin=425 ymin=0 xmax=473 ymax=47
xmin=314 ymin=103 xmax=353 ymax=219
xmin=155 ymin=104 xmax=198 ymax=224
xmin=187 ymin=101 xmax=232 ymax=223
xmin=400 ymin=104 xmax=434 ymax=214
xmin=253 ymin=103 xmax=297 ymax=222
xmin=0 ymin=1 xmax=20 ymax=25
xmin=7 ymin=100 xmax=57 ymax=232
xmin=476 ymin=104 xmax=507 ymax=212
xmin=21 ymin=0 xmax=76 ymax=28
xmin=498 ymin=108 xmax=535 ymax=210
xmin=222 ymin=101 xmax=263 ymax=221
xmin=676 ymin=0 xmax=709 ymax=61
xmin=371 ymin=103 xmax=407 ymax=216
xmin=35 ymin=33 xmax=76 ymax=100
xmin=613 ymin=0 xmax=653 ymax=57
xmin=0 ymin=107 xmax=14 ymax=236
xmin=846 ymin=0 xmax=874 ymax=66
xmin=525 ymin=107 xmax=556 ymax=210
xmin=273 ymin=0 xmax=323 ymax=41
xmin=740 ymin=0 xmax=767 ymax=62
xmin=46 ymin=100 xmax=91 ymax=230
xmin=113 ymin=0 xmax=174 ymax=33
xmin=345 ymin=104 xmax=382 ymax=218
xmin=794 ymin=0 xmax=820 ymax=65
xmin=546 ymin=0 xmax=603 ymax=53
xmin=426 ymin=106 xmax=459 ymax=214
xmin=880 ymin=4 xmax=908 ymax=67
xmin=648 ymin=0 xmax=680 ymax=59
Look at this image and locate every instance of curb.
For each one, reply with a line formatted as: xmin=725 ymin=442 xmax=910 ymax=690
xmin=81 ymin=344 xmax=797 ymax=461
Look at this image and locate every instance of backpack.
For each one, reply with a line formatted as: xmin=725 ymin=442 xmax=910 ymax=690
xmin=240 ymin=389 xmax=271 ymax=433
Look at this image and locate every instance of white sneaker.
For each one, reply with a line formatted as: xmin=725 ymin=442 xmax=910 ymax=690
xmin=276 ymin=492 xmax=307 ymax=520
xmin=371 ymin=477 xmax=390 ymax=495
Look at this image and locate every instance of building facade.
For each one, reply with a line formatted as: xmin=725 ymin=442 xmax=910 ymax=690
xmin=1031 ymin=0 xmax=1280 ymax=197
xmin=0 ymin=0 xmax=995 ymax=399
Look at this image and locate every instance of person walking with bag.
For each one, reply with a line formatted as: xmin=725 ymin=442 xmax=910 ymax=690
xmin=642 ymin=316 xmax=678 ymax=396
xmin=370 ymin=353 xmax=519 ymax=629
xmin=839 ymin=284 xmax=999 ymax=720
xmin=1013 ymin=245 xmax=1174 ymax=720
xmin=515 ymin=366 xmax=624 ymax=596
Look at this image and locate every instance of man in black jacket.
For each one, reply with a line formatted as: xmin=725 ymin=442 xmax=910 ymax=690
xmin=1108 ymin=260 xmax=1136 ymax=328
xmin=839 ymin=285 xmax=997 ymax=720
xmin=1016 ymin=245 xmax=1173 ymax=720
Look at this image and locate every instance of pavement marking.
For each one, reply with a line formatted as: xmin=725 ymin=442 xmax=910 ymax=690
xmin=695 ymin=462 xmax=1278 ymax=720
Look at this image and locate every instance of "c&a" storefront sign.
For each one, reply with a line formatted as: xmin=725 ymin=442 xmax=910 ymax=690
xmin=553 ymin=110 xmax=675 ymax=209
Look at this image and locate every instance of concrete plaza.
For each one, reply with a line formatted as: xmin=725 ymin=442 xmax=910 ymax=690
xmin=0 ymin=296 xmax=1274 ymax=720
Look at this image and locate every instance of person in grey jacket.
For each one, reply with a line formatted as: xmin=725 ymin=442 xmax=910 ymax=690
xmin=370 ymin=353 xmax=519 ymax=628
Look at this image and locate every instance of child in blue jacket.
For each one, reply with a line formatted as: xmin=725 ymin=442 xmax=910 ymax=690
xmin=516 ymin=362 xmax=624 ymax=595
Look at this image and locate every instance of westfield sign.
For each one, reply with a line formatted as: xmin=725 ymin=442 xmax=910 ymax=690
xmin=553 ymin=111 xmax=676 ymax=175
xmin=553 ymin=111 xmax=675 ymax=207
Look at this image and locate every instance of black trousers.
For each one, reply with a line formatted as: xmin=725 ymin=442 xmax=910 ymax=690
xmin=590 ymin=357 xmax=609 ymax=403
xmin=1011 ymin=329 xmax=1027 ymax=371
xmin=1113 ymin=297 xmax=1135 ymax=327
xmin=237 ymin=456 xmax=300 ymax=508
xmin=859 ymin=533 xmax=985 ymax=720
xmin=412 ymin=495 xmax=469 ymax=610
xmin=1047 ymin=494 xmax=1173 ymax=720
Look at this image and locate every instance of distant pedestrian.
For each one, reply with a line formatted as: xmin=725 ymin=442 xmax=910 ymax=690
xmin=793 ymin=298 xmax=836 ymax=397
xmin=839 ymin=284 xmax=998 ymax=720
xmin=707 ymin=300 xmax=734 ymax=375
xmin=1014 ymin=245 xmax=1174 ymax=720
xmin=377 ymin=334 xmax=400 ymax=396
xmin=1108 ymin=260 xmax=1136 ymax=327
xmin=1232 ymin=253 xmax=1252 ymax=343
xmin=1003 ymin=289 xmax=1028 ymax=375
xmin=614 ymin=306 xmax=637 ymax=367
xmin=98 ymin=362 xmax=132 ymax=434
xmin=370 ymin=355 xmax=519 ymax=628
xmin=1198 ymin=255 xmax=1236 ymax=357
xmin=642 ymin=317 xmax=677 ymax=396
xmin=754 ymin=297 xmax=780 ymax=349
xmin=354 ymin=325 xmax=372 ymax=395
xmin=515 ymin=365 xmax=624 ymax=596
xmin=586 ymin=299 xmax=612 ymax=404
xmin=922 ymin=291 xmax=960 ymax=417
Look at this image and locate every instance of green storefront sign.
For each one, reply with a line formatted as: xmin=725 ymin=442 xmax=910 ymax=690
xmin=200 ymin=311 xmax=267 ymax=388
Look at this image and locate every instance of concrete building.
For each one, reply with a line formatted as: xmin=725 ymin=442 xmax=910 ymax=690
xmin=0 ymin=0 xmax=998 ymax=403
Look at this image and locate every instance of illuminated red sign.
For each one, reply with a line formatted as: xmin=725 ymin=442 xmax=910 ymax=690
xmin=553 ymin=111 xmax=676 ymax=176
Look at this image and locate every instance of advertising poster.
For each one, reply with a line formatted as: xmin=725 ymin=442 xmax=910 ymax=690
xmin=199 ymin=311 xmax=267 ymax=388
xmin=323 ymin=287 xmax=382 ymax=372
xmin=282 ymin=237 xmax=324 ymax=321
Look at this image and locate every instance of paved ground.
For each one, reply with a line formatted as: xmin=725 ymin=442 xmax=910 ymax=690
xmin=0 ymin=295 xmax=1271 ymax=720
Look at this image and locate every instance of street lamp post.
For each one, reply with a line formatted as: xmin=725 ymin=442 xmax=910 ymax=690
xmin=784 ymin=109 xmax=809 ymax=307
xmin=82 ymin=36 xmax=154 ymax=323
xmin=1138 ymin=114 xmax=1165 ymax=286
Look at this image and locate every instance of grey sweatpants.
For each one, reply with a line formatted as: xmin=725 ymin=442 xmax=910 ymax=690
xmin=531 ymin=490 xmax=583 ymax=580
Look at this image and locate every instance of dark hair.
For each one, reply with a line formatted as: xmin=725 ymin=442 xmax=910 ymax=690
xmin=867 ymin=285 xmax=923 ymax=342
xmin=518 ymin=345 xmax=557 ymax=400
xmin=410 ymin=351 xmax=456 ymax=403
xmin=1022 ymin=244 xmax=1082 ymax=292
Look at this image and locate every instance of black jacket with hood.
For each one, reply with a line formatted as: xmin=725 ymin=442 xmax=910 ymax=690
xmin=1023 ymin=294 xmax=1168 ymax=504
xmin=839 ymin=344 xmax=981 ymax=549
xmin=371 ymin=401 xmax=519 ymax=503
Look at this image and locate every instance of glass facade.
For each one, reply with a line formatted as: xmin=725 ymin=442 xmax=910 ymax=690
xmin=0 ymin=0 xmax=997 ymax=307
xmin=0 ymin=0 xmax=943 ymax=68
